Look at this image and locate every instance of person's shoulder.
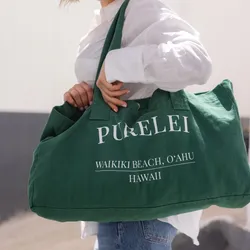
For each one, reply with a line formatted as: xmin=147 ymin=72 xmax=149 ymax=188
xmin=125 ymin=0 xmax=176 ymax=16
xmin=126 ymin=0 xmax=174 ymax=11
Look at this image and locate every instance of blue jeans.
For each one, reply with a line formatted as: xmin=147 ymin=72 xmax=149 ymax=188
xmin=97 ymin=220 xmax=177 ymax=250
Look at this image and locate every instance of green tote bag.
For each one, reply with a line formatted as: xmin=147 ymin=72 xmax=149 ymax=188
xmin=29 ymin=0 xmax=250 ymax=222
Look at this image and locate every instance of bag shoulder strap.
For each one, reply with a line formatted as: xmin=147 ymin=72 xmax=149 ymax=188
xmin=90 ymin=0 xmax=130 ymax=120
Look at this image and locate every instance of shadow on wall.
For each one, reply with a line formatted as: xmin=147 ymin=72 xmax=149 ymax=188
xmin=0 ymin=112 xmax=48 ymax=222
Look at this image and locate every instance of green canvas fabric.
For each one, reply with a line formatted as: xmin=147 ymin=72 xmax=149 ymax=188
xmin=28 ymin=0 xmax=250 ymax=222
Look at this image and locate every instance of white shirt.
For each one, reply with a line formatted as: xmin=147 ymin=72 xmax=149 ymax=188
xmin=75 ymin=0 xmax=212 ymax=245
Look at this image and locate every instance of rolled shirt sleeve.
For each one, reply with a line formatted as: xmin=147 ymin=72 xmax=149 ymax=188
xmin=105 ymin=0 xmax=212 ymax=91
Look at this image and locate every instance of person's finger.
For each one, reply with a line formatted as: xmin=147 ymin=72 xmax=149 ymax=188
xmin=107 ymin=102 xmax=118 ymax=113
xmin=64 ymin=92 xmax=77 ymax=107
xmin=97 ymin=78 xmax=124 ymax=92
xmin=102 ymin=96 xmax=118 ymax=112
xmin=97 ymin=78 xmax=113 ymax=91
xmin=80 ymin=82 xmax=93 ymax=105
xmin=110 ymin=81 xmax=124 ymax=91
xmin=102 ymin=87 xmax=129 ymax=98
xmin=101 ymin=91 xmax=127 ymax=108
xmin=98 ymin=80 xmax=129 ymax=98
xmin=97 ymin=80 xmax=124 ymax=94
xmin=70 ymin=88 xmax=85 ymax=108
xmin=73 ymin=84 xmax=89 ymax=108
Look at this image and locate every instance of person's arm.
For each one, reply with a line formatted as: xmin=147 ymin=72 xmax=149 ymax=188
xmin=104 ymin=0 xmax=212 ymax=91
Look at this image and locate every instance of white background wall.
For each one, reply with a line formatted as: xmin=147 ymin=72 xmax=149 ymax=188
xmin=179 ymin=0 xmax=250 ymax=117
xmin=0 ymin=0 xmax=249 ymax=116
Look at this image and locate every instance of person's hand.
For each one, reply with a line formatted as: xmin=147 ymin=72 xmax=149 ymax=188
xmin=97 ymin=63 xmax=129 ymax=112
xmin=64 ymin=82 xmax=93 ymax=111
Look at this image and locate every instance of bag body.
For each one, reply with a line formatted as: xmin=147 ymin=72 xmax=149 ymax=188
xmin=28 ymin=0 xmax=250 ymax=222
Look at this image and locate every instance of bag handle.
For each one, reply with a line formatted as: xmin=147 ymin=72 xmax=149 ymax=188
xmin=170 ymin=91 xmax=190 ymax=110
xmin=90 ymin=0 xmax=129 ymax=120
xmin=89 ymin=0 xmax=189 ymax=120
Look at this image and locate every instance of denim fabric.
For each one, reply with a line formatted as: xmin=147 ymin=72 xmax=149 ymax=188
xmin=97 ymin=220 xmax=177 ymax=250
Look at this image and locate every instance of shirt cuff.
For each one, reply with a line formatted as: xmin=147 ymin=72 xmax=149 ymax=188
xmin=105 ymin=46 xmax=146 ymax=84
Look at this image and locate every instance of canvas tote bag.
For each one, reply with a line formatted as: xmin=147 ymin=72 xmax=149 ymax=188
xmin=28 ymin=0 xmax=250 ymax=222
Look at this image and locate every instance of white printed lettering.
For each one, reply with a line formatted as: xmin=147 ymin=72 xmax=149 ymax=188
xmin=188 ymin=152 xmax=194 ymax=160
xmin=132 ymin=161 xmax=139 ymax=169
xmin=167 ymin=155 xmax=174 ymax=164
xmin=124 ymin=124 xmax=138 ymax=138
xmin=129 ymin=171 xmax=162 ymax=183
xmin=97 ymin=127 xmax=110 ymax=144
xmin=129 ymin=175 xmax=137 ymax=183
xmin=148 ymin=158 xmax=155 ymax=167
xmin=95 ymin=161 xmax=104 ymax=169
xmin=155 ymin=157 xmax=162 ymax=166
xmin=182 ymin=153 xmax=189 ymax=161
xmin=137 ymin=120 xmax=152 ymax=136
xmin=113 ymin=123 xmax=123 ymax=141
xmin=176 ymin=154 xmax=182 ymax=162
xmin=168 ymin=115 xmax=181 ymax=132
xmin=111 ymin=161 xmax=118 ymax=168
xmin=183 ymin=116 xmax=189 ymax=133
xmin=104 ymin=161 xmax=111 ymax=168
xmin=152 ymin=116 xmax=167 ymax=135
xmin=140 ymin=174 xmax=149 ymax=182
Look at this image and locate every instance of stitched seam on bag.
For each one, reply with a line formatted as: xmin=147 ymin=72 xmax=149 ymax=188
xmin=29 ymin=151 xmax=39 ymax=209
xmin=31 ymin=194 xmax=250 ymax=210
xmin=28 ymin=183 xmax=34 ymax=209
xmin=31 ymin=182 xmax=35 ymax=208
